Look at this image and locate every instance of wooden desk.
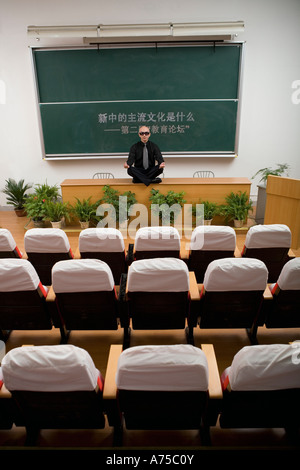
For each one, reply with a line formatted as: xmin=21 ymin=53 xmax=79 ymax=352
xmin=61 ymin=177 xmax=251 ymax=208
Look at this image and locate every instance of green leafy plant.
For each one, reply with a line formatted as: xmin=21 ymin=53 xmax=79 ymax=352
xmin=43 ymin=200 xmax=71 ymax=222
xmin=220 ymin=191 xmax=253 ymax=222
xmin=192 ymin=199 xmax=220 ymax=221
xmin=252 ymin=163 xmax=290 ymax=185
xmin=101 ymin=185 xmax=137 ymax=222
xmin=149 ymin=188 xmax=186 ymax=224
xmin=71 ymin=197 xmax=102 ymax=223
xmin=24 ymin=182 xmax=61 ymax=221
xmin=2 ymin=178 xmax=32 ymax=211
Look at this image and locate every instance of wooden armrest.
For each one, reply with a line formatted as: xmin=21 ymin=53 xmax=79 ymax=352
xmin=0 ymin=384 xmax=11 ymax=399
xmin=103 ymin=344 xmax=123 ymax=400
xmin=74 ymin=247 xmax=81 ymax=259
xmin=264 ymin=284 xmax=273 ymax=300
xmin=201 ymin=344 xmax=222 ymax=400
xmin=46 ymin=285 xmax=56 ymax=302
xmin=189 ymin=272 xmax=200 ymax=301
xmin=234 ymin=246 xmax=241 ymax=257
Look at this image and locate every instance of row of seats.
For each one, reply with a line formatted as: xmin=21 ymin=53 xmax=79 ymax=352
xmin=0 ymin=223 xmax=295 ymax=286
xmin=0 ymin=254 xmax=299 ymax=346
xmin=0 ymin=342 xmax=299 ymax=445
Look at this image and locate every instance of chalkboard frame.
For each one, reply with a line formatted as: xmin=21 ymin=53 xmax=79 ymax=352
xmin=30 ymin=42 xmax=244 ymax=160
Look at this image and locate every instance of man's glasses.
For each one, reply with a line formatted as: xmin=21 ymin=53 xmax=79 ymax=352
xmin=139 ymin=132 xmax=150 ymax=136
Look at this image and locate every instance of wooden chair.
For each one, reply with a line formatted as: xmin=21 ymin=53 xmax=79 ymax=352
xmin=123 ymin=257 xmax=199 ymax=345
xmin=0 ymin=228 xmax=22 ymax=259
xmin=198 ymin=258 xmax=268 ymax=343
xmin=0 ymin=259 xmax=59 ymax=342
xmin=78 ymin=227 xmax=127 ymax=285
xmin=241 ymin=224 xmax=293 ymax=282
xmin=188 ymin=226 xmax=236 ymax=282
xmin=24 ymin=228 xmax=73 ymax=285
xmin=51 ymin=259 xmax=129 ymax=348
xmin=219 ymin=343 xmax=300 ymax=442
xmin=105 ymin=343 xmax=222 ymax=446
xmin=1 ymin=344 xmax=118 ymax=445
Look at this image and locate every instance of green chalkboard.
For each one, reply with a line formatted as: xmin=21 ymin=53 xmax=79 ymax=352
xmin=32 ymin=44 xmax=243 ymax=159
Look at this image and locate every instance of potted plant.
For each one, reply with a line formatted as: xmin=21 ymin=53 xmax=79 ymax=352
xmin=2 ymin=178 xmax=32 ymax=217
xmin=149 ymin=188 xmax=186 ymax=225
xmin=101 ymin=185 xmax=137 ymax=226
xmin=71 ymin=197 xmax=102 ymax=229
xmin=24 ymin=182 xmax=61 ymax=226
xmin=43 ymin=200 xmax=71 ymax=228
xmin=252 ymin=164 xmax=290 ymax=224
xmin=192 ymin=199 xmax=220 ymax=225
xmin=220 ymin=191 xmax=253 ymax=228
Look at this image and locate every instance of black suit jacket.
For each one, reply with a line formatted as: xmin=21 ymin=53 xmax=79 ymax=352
xmin=127 ymin=141 xmax=164 ymax=168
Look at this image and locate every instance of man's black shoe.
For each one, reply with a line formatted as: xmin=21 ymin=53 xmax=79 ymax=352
xmin=151 ymin=178 xmax=162 ymax=184
xmin=132 ymin=178 xmax=140 ymax=183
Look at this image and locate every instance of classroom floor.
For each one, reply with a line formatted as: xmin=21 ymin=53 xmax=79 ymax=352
xmin=0 ymin=210 xmax=299 ymax=453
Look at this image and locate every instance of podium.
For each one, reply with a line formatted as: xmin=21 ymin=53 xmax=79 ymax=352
xmin=264 ymin=175 xmax=300 ymax=249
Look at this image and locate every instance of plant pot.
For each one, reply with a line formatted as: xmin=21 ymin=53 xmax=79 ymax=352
xmin=51 ymin=220 xmax=62 ymax=229
xmin=79 ymin=221 xmax=89 ymax=229
xmin=33 ymin=219 xmax=45 ymax=228
xmin=14 ymin=208 xmax=27 ymax=217
xmin=233 ymin=219 xmax=244 ymax=228
xmin=203 ymin=219 xmax=212 ymax=225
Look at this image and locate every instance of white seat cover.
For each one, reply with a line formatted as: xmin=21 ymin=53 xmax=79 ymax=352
xmin=1 ymin=345 xmax=100 ymax=392
xmin=52 ymin=259 xmax=114 ymax=293
xmin=277 ymin=257 xmax=300 ymax=290
xmin=79 ymin=227 xmax=125 ymax=252
xmin=245 ymin=224 xmax=291 ymax=249
xmin=0 ymin=229 xmax=17 ymax=251
xmin=190 ymin=225 xmax=236 ymax=251
xmin=0 ymin=259 xmax=40 ymax=292
xmin=203 ymin=258 xmax=268 ymax=292
xmin=116 ymin=344 xmax=208 ymax=391
xmin=228 ymin=344 xmax=300 ymax=391
xmin=127 ymin=258 xmax=189 ymax=292
xmin=24 ymin=228 xmax=70 ymax=253
xmin=135 ymin=226 xmax=180 ymax=251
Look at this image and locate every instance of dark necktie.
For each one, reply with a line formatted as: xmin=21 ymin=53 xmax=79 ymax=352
xmin=143 ymin=144 xmax=148 ymax=169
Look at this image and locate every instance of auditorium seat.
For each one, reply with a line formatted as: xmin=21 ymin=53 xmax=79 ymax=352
xmin=123 ymin=257 xmax=199 ymax=345
xmin=107 ymin=343 xmax=221 ymax=445
xmin=24 ymin=228 xmax=73 ymax=285
xmin=0 ymin=259 xmax=57 ymax=342
xmin=198 ymin=258 xmax=268 ymax=343
xmin=78 ymin=227 xmax=127 ymax=284
xmin=0 ymin=228 xmax=22 ymax=259
xmin=241 ymin=224 xmax=293 ymax=282
xmin=219 ymin=343 xmax=300 ymax=442
xmin=52 ymin=259 xmax=129 ymax=347
xmin=264 ymin=257 xmax=300 ymax=329
xmin=1 ymin=344 xmax=117 ymax=445
xmin=130 ymin=226 xmax=181 ymax=261
xmin=188 ymin=225 xmax=236 ymax=282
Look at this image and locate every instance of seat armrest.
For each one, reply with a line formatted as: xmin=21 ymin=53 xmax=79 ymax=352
xmin=189 ymin=272 xmax=200 ymax=301
xmin=74 ymin=247 xmax=81 ymax=259
xmin=103 ymin=344 xmax=123 ymax=400
xmin=264 ymin=284 xmax=273 ymax=300
xmin=201 ymin=344 xmax=222 ymax=400
xmin=234 ymin=246 xmax=241 ymax=257
xmin=0 ymin=383 xmax=11 ymax=399
xmin=45 ymin=285 xmax=56 ymax=302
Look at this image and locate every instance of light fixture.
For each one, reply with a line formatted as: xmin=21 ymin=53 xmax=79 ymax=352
xmin=27 ymin=21 xmax=244 ymax=44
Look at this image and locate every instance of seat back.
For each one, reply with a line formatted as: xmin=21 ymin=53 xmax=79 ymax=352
xmin=0 ymin=259 xmax=52 ymax=332
xmin=265 ymin=258 xmax=300 ymax=328
xmin=200 ymin=258 xmax=268 ymax=329
xmin=220 ymin=343 xmax=300 ymax=429
xmin=134 ymin=226 xmax=181 ymax=260
xmin=79 ymin=228 xmax=126 ymax=284
xmin=193 ymin=171 xmax=215 ymax=177
xmin=24 ymin=228 xmax=73 ymax=285
xmin=127 ymin=258 xmax=190 ymax=330
xmin=1 ymin=344 xmax=106 ymax=431
xmin=52 ymin=259 xmax=119 ymax=330
xmin=242 ymin=224 xmax=292 ymax=282
xmin=189 ymin=226 xmax=236 ymax=282
xmin=116 ymin=344 xmax=209 ymax=430
xmin=93 ymin=172 xmax=114 ymax=179
xmin=0 ymin=229 xmax=22 ymax=259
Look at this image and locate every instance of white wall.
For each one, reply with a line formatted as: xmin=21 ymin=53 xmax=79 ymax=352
xmin=1 ymin=0 xmax=300 ymax=207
